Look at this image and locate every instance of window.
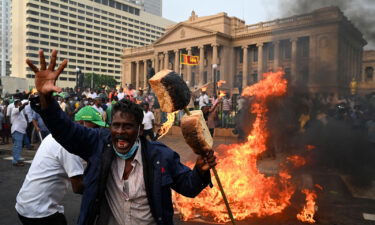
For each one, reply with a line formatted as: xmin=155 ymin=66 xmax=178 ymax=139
xmin=365 ymin=67 xmax=374 ymax=81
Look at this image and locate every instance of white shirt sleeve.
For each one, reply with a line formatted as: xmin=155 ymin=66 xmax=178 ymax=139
xmin=58 ymin=147 xmax=84 ymax=178
xmin=150 ymin=112 xmax=155 ymax=120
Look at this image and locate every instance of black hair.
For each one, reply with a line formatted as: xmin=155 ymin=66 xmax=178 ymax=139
xmin=112 ymin=99 xmax=144 ymax=125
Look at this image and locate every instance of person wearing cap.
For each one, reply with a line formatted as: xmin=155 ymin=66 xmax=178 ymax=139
xmin=28 ymin=50 xmax=217 ymax=225
xmin=15 ymin=106 xmax=107 ymax=225
xmin=10 ymin=99 xmax=29 ymax=166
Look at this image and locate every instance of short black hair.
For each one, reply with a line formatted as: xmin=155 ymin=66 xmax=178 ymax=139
xmin=112 ymin=99 xmax=143 ymax=125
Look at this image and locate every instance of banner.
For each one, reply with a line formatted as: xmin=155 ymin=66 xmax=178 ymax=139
xmin=180 ymin=54 xmax=199 ymax=65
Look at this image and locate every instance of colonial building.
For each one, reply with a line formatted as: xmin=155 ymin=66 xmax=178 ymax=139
xmin=358 ymin=50 xmax=375 ymax=94
xmin=121 ymin=7 xmax=367 ymax=95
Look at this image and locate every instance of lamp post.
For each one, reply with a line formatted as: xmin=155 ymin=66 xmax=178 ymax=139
xmin=212 ymin=64 xmax=218 ymax=96
xmin=75 ymin=67 xmax=80 ymax=89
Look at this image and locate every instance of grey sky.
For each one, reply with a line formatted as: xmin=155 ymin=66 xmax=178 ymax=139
xmin=163 ymin=0 xmax=281 ymax=25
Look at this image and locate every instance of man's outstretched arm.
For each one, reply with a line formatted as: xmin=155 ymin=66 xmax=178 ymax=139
xmin=27 ymin=50 xmax=100 ymax=160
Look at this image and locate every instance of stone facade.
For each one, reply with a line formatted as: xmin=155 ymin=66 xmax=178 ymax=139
xmin=358 ymin=50 xmax=375 ymax=94
xmin=121 ymin=7 xmax=367 ymax=95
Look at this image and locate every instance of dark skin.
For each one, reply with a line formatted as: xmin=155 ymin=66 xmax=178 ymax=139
xmin=27 ymin=49 xmax=217 ymax=179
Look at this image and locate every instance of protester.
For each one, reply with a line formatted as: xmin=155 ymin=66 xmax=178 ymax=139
xmin=221 ymin=93 xmax=232 ymax=128
xmin=32 ymin=111 xmax=50 ymax=140
xmin=207 ymin=97 xmax=222 ymax=137
xmin=27 ymin=49 xmax=217 ymax=225
xmin=92 ymin=96 xmax=106 ymax=121
xmin=142 ymin=102 xmax=155 ymax=141
xmin=15 ymin=105 xmax=106 ymax=225
xmin=10 ymin=100 xmax=29 ymax=166
xmin=1 ymin=99 xmax=11 ymax=144
xmin=198 ymin=90 xmax=209 ymax=109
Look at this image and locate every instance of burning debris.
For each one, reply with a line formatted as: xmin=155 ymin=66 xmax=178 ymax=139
xmin=173 ymin=71 xmax=319 ymax=223
xmin=297 ymin=189 xmax=318 ymax=223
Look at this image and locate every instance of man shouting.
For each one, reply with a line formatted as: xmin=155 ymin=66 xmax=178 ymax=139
xmin=27 ymin=49 xmax=217 ymax=225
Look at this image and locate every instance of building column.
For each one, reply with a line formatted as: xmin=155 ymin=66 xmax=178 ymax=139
xmin=143 ymin=60 xmax=148 ymax=89
xmin=160 ymin=54 xmax=165 ymax=70
xmin=291 ymin=38 xmax=298 ymax=84
xmin=199 ymin=45 xmax=205 ymax=86
xmin=211 ymin=44 xmax=219 ymax=83
xmin=154 ymin=54 xmax=159 ymax=72
xmin=308 ymin=35 xmax=317 ymax=86
xmin=257 ymin=43 xmax=263 ymax=81
xmin=174 ymin=49 xmax=179 ymax=72
xmin=164 ymin=51 xmax=169 ymax=70
xmin=135 ymin=61 xmax=140 ymax=89
xmin=274 ymin=40 xmax=280 ymax=71
xmin=242 ymin=45 xmax=248 ymax=87
xmin=187 ymin=47 xmax=192 ymax=86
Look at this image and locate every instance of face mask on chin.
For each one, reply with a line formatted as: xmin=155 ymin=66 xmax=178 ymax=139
xmin=113 ymin=126 xmax=141 ymax=160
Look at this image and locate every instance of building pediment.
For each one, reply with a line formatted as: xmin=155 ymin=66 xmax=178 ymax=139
xmin=154 ymin=23 xmax=216 ymax=46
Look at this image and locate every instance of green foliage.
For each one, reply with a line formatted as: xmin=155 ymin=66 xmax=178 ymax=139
xmin=83 ymin=73 xmax=117 ymax=89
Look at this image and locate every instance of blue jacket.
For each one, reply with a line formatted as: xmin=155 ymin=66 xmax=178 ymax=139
xmin=38 ymin=100 xmax=211 ymax=225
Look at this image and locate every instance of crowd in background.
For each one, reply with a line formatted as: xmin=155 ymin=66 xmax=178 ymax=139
xmin=2 ymin=86 xmax=375 ymax=154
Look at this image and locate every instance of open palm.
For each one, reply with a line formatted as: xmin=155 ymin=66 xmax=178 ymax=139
xmin=26 ymin=49 xmax=68 ymax=95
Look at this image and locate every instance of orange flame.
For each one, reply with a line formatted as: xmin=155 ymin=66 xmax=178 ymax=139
xmin=156 ymin=112 xmax=176 ymax=139
xmin=297 ymin=189 xmax=317 ymax=223
xmin=287 ymin=155 xmax=307 ymax=167
xmin=219 ymin=91 xmax=226 ymax=97
xmin=217 ymin=80 xmax=226 ymax=87
xmin=173 ymin=71 xmax=307 ymax=222
xmin=201 ymin=86 xmax=208 ymax=92
xmin=306 ymin=145 xmax=316 ymax=151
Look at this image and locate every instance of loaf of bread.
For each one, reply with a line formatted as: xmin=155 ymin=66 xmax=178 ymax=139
xmin=149 ymin=69 xmax=191 ymax=113
xmin=180 ymin=110 xmax=213 ymax=155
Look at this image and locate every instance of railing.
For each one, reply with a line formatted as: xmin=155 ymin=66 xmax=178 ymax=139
xmin=234 ymin=7 xmax=339 ymax=35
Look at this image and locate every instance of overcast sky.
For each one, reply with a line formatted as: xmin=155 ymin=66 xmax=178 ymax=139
xmin=163 ymin=0 xmax=281 ymax=24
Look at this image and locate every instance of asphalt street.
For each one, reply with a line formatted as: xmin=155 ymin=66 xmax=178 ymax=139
xmin=0 ymin=136 xmax=374 ymax=225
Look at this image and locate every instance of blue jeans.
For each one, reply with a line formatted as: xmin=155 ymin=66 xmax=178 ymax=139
xmin=23 ymin=133 xmax=31 ymax=148
xmin=12 ymin=131 xmax=24 ymax=163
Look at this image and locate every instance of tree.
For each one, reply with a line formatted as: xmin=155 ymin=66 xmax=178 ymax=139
xmin=83 ymin=73 xmax=117 ymax=90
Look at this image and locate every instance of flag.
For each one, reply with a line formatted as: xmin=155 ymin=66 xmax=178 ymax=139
xmin=180 ymin=54 xmax=199 ymax=65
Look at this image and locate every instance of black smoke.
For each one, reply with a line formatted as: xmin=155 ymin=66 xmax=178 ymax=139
xmin=277 ymin=0 xmax=375 ymax=49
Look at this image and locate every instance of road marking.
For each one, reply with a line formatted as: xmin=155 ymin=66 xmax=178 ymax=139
xmin=24 ymin=160 xmax=33 ymax=164
xmin=363 ymin=213 xmax=375 ymax=221
xmin=3 ymin=157 xmax=25 ymax=161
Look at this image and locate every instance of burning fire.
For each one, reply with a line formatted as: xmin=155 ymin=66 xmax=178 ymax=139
xmin=219 ymin=91 xmax=226 ymax=98
xmin=173 ymin=71 xmax=318 ymax=223
xmin=156 ymin=112 xmax=177 ymax=139
xmin=297 ymin=189 xmax=317 ymax=223
xmin=217 ymin=80 xmax=226 ymax=87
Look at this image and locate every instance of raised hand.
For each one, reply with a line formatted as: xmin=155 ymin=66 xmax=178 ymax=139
xmin=26 ymin=49 xmax=67 ymax=95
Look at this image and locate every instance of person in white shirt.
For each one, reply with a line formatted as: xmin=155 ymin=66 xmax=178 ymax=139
xmin=91 ymin=97 xmax=107 ymax=121
xmin=142 ymin=102 xmax=155 ymax=141
xmin=15 ymin=105 xmax=108 ymax=225
xmin=6 ymin=101 xmax=15 ymax=122
xmin=15 ymin=134 xmax=84 ymax=225
xmin=11 ymin=100 xmax=29 ymax=166
xmin=117 ymin=88 xmax=125 ymax=101
xmin=198 ymin=91 xmax=210 ymax=109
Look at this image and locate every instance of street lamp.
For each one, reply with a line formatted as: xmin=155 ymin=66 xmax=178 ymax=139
xmin=212 ymin=64 xmax=218 ymax=96
xmin=75 ymin=67 xmax=80 ymax=89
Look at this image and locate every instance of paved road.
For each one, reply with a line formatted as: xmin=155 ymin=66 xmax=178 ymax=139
xmin=0 ymin=136 xmax=374 ymax=225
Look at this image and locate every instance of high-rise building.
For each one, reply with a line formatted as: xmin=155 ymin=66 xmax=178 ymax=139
xmin=143 ymin=0 xmax=162 ymax=17
xmin=11 ymin=0 xmax=174 ymax=88
xmin=1 ymin=0 xmax=12 ymax=77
